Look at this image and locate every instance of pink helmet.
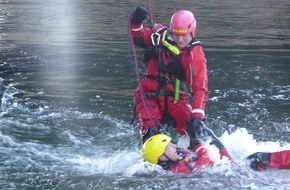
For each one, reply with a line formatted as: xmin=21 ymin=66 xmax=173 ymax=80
xmin=170 ymin=10 xmax=196 ymax=36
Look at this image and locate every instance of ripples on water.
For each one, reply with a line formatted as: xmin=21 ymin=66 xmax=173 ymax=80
xmin=1 ymin=0 xmax=290 ymax=189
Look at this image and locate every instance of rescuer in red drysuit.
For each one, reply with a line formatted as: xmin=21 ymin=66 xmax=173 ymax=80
xmin=142 ymin=134 xmax=290 ymax=174
xmin=130 ymin=6 xmax=208 ymax=144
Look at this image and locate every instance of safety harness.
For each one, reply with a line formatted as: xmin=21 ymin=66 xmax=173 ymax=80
xmin=142 ymin=27 xmax=202 ymax=128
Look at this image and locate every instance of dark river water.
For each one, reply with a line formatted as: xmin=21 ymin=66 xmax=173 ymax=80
xmin=1 ymin=0 xmax=290 ymax=189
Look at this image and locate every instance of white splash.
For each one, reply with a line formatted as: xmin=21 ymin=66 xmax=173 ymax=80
xmin=66 ymin=128 xmax=289 ymax=177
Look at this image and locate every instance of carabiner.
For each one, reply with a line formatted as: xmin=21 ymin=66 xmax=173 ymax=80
xmin=151 ymin=32 xmax=160 ymax=46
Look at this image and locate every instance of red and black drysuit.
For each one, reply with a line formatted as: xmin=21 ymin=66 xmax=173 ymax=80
xmin=159 ymin=147 xmax=290 ymax=174
xmin=247 ymin=150 xmax=290 ymax=171
xmin=130 ymin=22 xmax=208 ymax=143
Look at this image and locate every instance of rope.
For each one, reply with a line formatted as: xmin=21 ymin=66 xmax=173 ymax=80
xmin=146 ymin=0 xmax=153 ymax=25
xmin=127 ymin=10 xmax=162 ymax=133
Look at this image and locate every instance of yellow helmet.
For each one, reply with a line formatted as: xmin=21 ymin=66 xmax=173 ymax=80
xmin=142 ymin=134 xmax=172 ymax=164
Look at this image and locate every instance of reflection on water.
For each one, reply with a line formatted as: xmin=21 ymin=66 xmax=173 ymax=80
xmin=1 ymin=0 xmax=290 ymax=189
xmin=0 ymin=0 xmax=130 ymax=56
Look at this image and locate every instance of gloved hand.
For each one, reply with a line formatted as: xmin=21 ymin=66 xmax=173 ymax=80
xmin=188 ymin=118 xmax=206 ymax=139
xmin=131 ymin=6 xmax=149 ymax=24
xmin=187 ymin=118 xmax=205 ymax=150
xmin=246 ymin=152 xmax=271 ymax=170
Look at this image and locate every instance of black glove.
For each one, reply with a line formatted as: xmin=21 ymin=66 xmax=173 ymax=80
xmin=246 ymin=152 xmax=271 ymax=170
xmin=131 ymin=6 xmax=149 ymax=24
xmin=187 ymin=118 xmax=205 ymax=149
xmin=188 ymin=118 xmax=205 ymax=139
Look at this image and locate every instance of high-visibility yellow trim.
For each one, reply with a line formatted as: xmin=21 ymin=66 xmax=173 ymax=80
xmin=162 ymin=30 xmax=180 ymax=56
xmin=174 ymin=79 xmax=180 ymax=104
xmin=161 ymin=30 xmax=181 ymax=104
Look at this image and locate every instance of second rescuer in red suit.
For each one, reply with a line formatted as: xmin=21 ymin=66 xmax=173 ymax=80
xmin=142 ymin=134 xmax=290 ymax=174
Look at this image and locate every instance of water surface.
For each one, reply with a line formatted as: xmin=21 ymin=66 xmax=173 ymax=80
xmin=1 ymin=0 xmax=290 ymax=189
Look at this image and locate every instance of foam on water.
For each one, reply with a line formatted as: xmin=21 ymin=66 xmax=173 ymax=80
xmin=51 ymin=127 xmax=289 ymax=190
xmin=0 ymin=84 xmax=289 ymax=189
xmin=0 ymin=67 xmax=289 ymax=189
xmin=63 ymin=128 xmax=289 ymax=176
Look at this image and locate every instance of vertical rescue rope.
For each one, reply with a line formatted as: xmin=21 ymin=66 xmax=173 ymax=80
xmin=146 ymin=0 xmax=153 ymax=26
xmin=127 ymin=10 xmax=162 ymax=134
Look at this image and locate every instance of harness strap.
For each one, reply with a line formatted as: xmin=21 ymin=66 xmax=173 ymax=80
xmin=183 ymin=156 xmax=195 ymax=172
xmin=144 ymin=90 xmax=174 ymax=98
xmin=162 ymin=30 xmax=180 ymax=55
xmin=142 ymin=29 xmax=183 ymax=128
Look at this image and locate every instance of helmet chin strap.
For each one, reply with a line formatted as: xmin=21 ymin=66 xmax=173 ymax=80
xmin=160 ymin=153 xmax=172 ymax=162
xmin=164 ymin=153 xmax=171 ymax=160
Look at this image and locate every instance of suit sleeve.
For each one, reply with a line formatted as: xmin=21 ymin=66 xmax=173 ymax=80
xmin=184 ymin=45 xmax=208 ymax=119
xmin=193 ymin=144 xmax=215 ymax=168
xmin=269 ymin=150 xmax=290 ymax=169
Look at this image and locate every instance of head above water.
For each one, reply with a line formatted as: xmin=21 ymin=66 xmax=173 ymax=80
xmin=170 ymin=10 xmax=196 ymax=37
xmin=142 ymin=134 xmax=172 ymax=164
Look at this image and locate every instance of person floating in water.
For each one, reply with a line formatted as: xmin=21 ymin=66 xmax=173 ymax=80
xmin=142 ymin=133 xmax=290 ymax=173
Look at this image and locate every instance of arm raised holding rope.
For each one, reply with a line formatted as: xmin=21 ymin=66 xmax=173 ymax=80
xmin=128 ymin=6 xmax=168 ymax=143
